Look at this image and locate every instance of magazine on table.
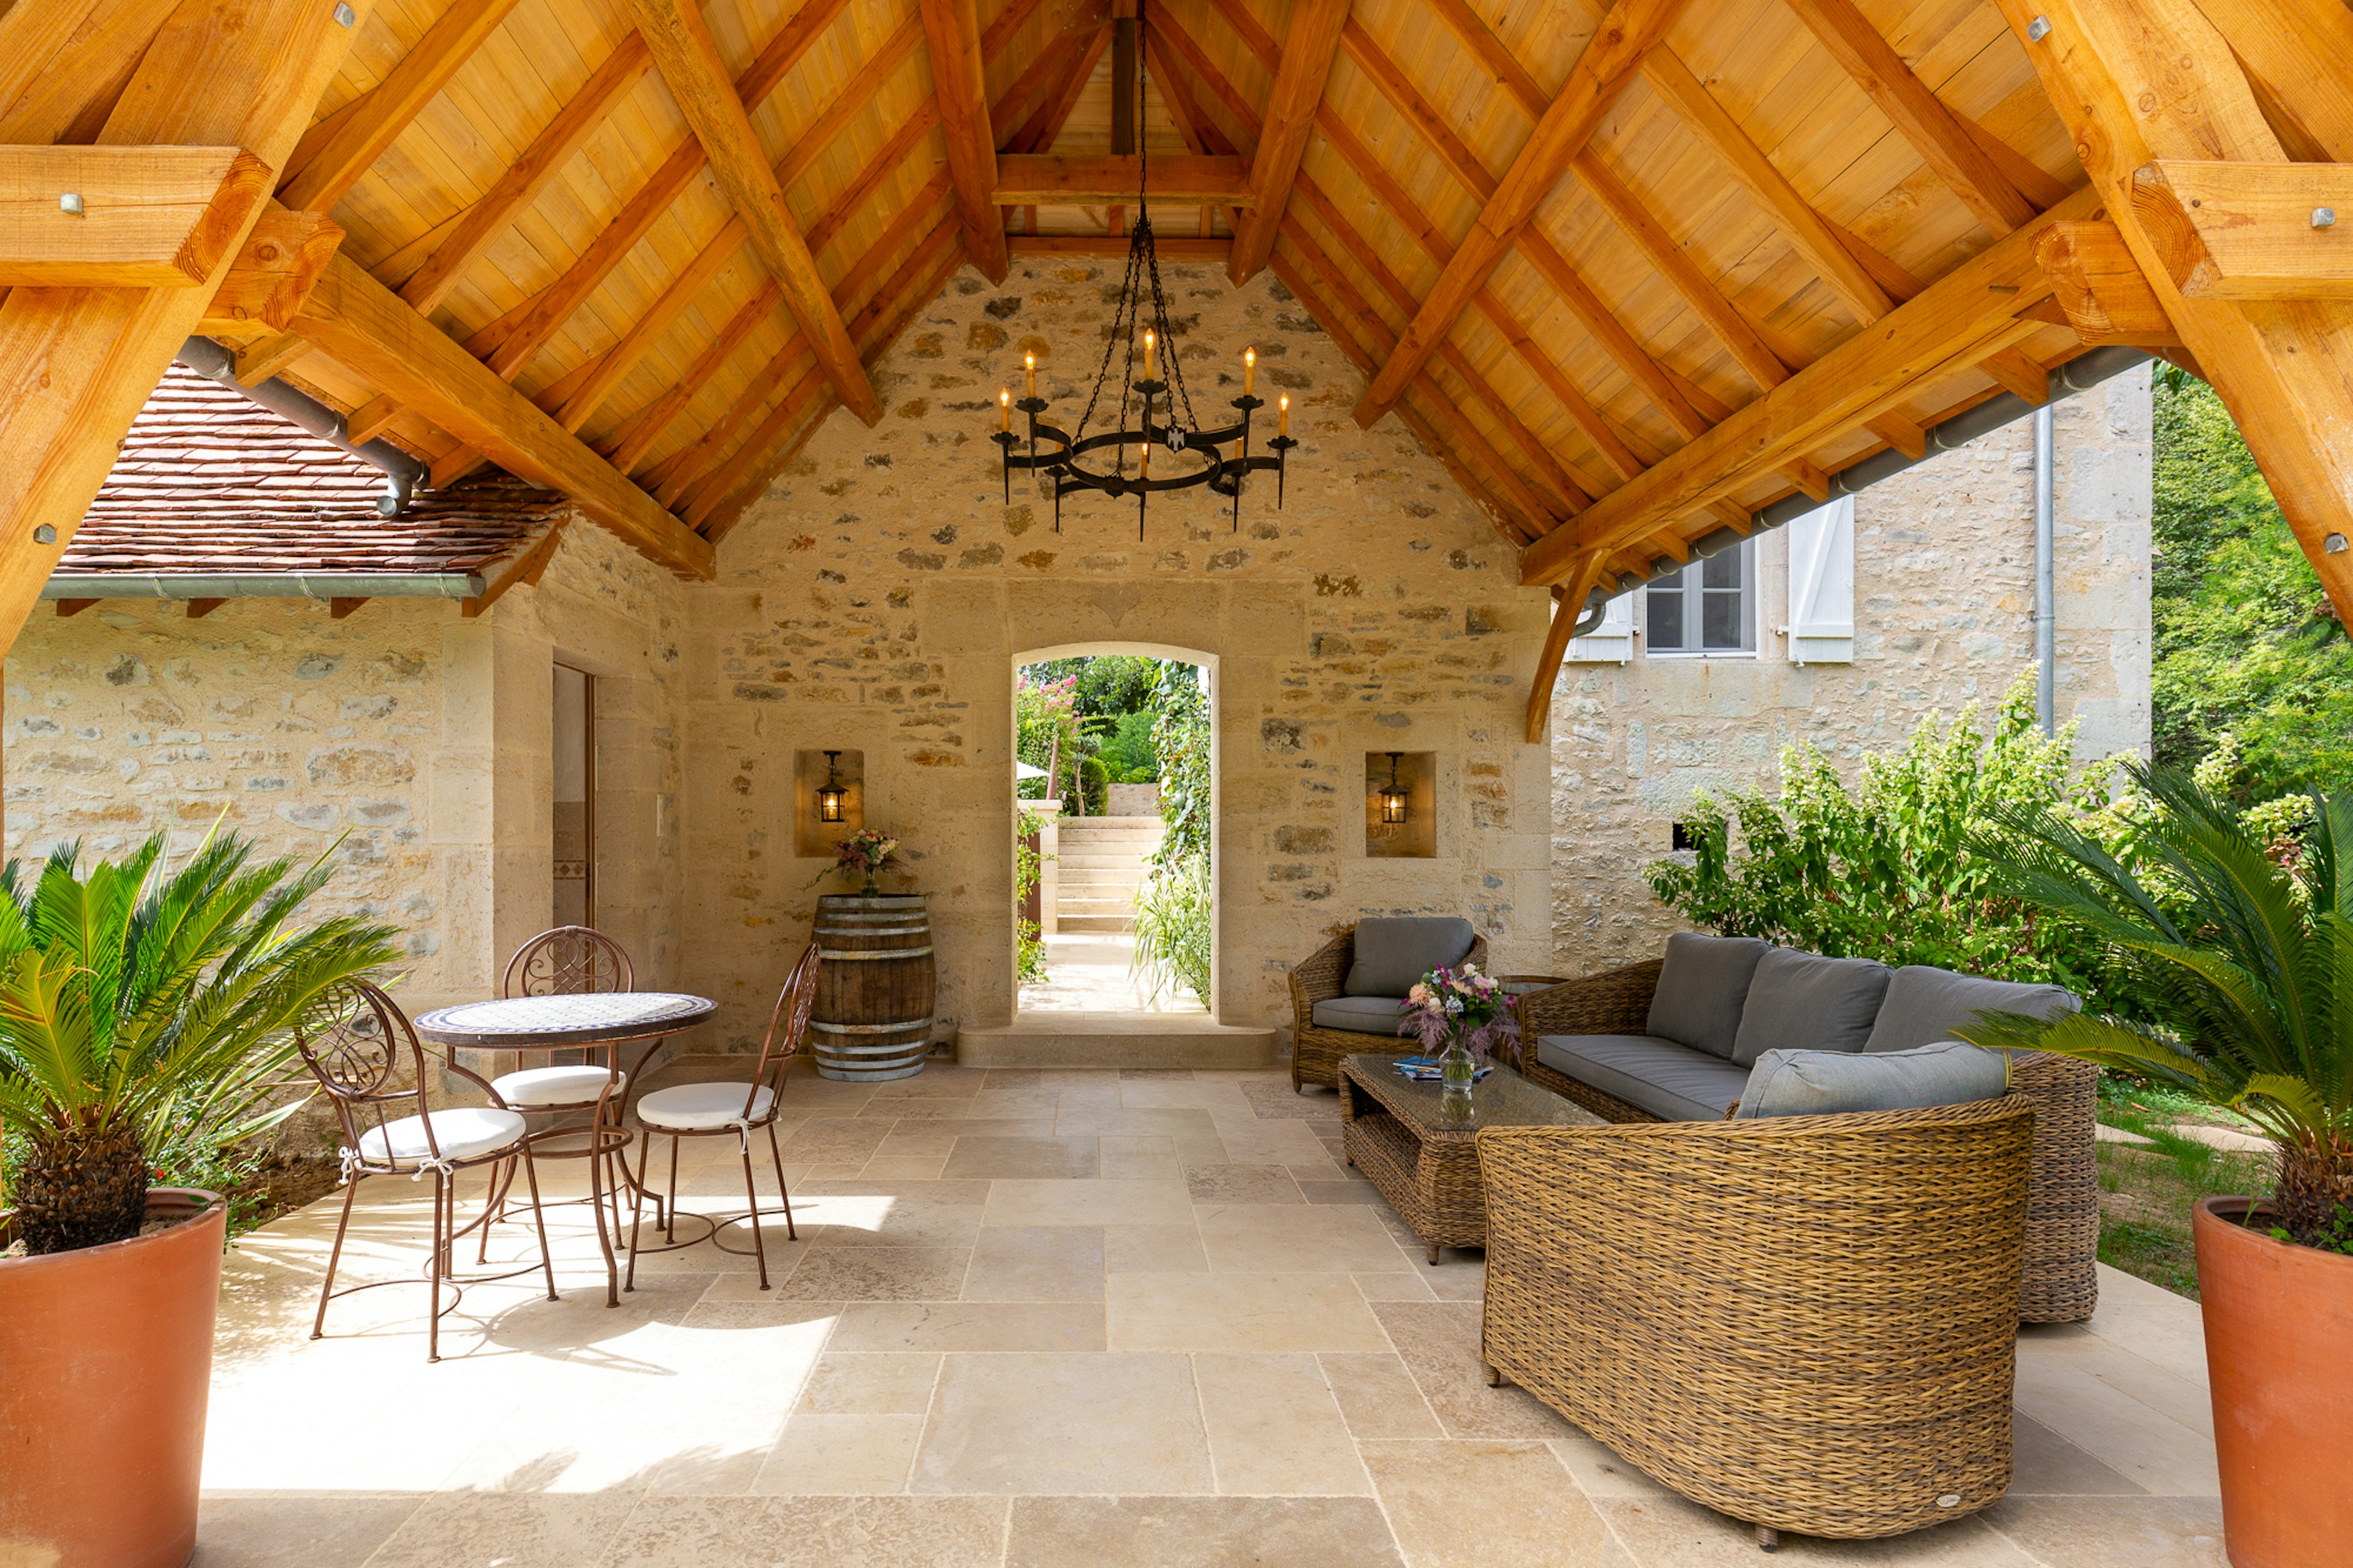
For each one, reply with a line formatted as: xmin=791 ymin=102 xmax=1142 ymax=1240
xmin=1391 ymin=1055 xmax=1495 ymax=1085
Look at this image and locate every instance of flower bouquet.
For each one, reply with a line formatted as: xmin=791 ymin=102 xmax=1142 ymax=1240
xmin=808 ymin=827 xmax=905 ymax=895
xmin=1397 ymin=963 xmax=1520 ymax=1095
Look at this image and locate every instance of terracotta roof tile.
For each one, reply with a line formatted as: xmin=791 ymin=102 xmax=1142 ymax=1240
xmin=57 ymin=363 xmax=569 ymax=580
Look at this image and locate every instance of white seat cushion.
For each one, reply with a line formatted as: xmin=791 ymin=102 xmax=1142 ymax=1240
xmin=494 ymin=1064 xmax=624 ymax=1107
xmin=355 ymin=1107 xmax=525 ymax=1167
xmin=635 ymin=1081 xmax=775 ymax=1132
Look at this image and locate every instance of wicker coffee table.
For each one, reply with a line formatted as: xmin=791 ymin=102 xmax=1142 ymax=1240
xmin=1340 ymin=1052 xmax=1600 ymax=1263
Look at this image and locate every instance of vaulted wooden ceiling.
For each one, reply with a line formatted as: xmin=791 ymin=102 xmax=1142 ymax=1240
xmin=1 ymin=0 xmax=2347 ymax=737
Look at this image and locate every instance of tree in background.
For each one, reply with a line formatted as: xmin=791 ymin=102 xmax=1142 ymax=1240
xmin=2151 ymin=368 xmax=2353 ymax=799
xmin=1134 ymin=663 xmax=1213 ymax=1007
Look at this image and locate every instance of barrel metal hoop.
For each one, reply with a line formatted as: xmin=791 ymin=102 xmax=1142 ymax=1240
xmin=809 ymin=1018 xmax=936 ymax=1034
xmin=813 ymin=925 xmax=931 ymax=937
xmin=816 ymin=945 xmax=934 ymax=960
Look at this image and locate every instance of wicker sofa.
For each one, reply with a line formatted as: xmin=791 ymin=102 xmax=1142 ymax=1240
xmin=1512 ymin=939 xmax=2098 ymax=1324
xmin=1476 ymin=1095 xmax=2036 ymax=1545
xmin=1287 ymin=918 xmax=1488 ymax=1091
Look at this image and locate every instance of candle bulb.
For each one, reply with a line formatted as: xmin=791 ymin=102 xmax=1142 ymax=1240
xmin=1024 ymin=352 xmax=1036 ymax=399
xmin=1243 ymin=346 xmax=1256 ymax=394
xmin=1279 ymin=394 xmax=1290 ymax=437
xmin=1140 ymin=437 xmax=1151 ymax=477
xmin=1145 ymin=329 xmax=1158 ymax=379
xmin=999 ymin=388 xmax=1010 ymax=432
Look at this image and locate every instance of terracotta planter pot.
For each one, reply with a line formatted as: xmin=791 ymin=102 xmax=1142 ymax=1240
xmin=2192 ymin=1196 xmax=2353 ymax=1568
xmin=0 ymin=1189 xmax=225 ymax=1568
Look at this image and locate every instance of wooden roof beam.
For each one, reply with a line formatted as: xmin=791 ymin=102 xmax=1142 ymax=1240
xmin=1352 ymin=0 xmax=1690 ymax=427
xmin=994 ymin=7 xmax=1108 ymax=150
xmin=1226 ymin=0 xmax=1352 ymax=285
xmin=2140 ymin=161 xmax=2353 ymax=301
xmin=920 ymin=0 xmax=1007 ymax=282
xmin=1779 ymin=0 xmax=2036 ymax=235
xmin=1521 ymin=184 xmax=2099 ymax=584
xmin=292 ymin=249 xmax=714 ymax=578
xmin=281 ymin=0 xmax=523 ymax=213
xmin=627 ymin=0 xmax=879 ymax=424
xmin=992 ymin=154 xmax=1253 ymax=206
xmin=0 ymin=145 xmax=273 ymax=288
xmin=1526 ymin=553 xmax=1612 ymax=741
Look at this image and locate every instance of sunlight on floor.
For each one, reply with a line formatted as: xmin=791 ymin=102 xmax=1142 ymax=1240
xmin=1018 ymin=932 xmax=1207 ymax=1016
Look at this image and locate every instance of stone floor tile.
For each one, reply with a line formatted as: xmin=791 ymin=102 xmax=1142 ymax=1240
xmin=862 ymin=1156 xmax=950 ymax=1180
xmin=1296 ymin=1178 xmax=1388 ymax=1205
xmin=1108 ymin=1272 xmax=1390 ymax=1352
xmin=1211 ymin=1121 xmax=1336 ymax=1167
xmin=1197 ymin=1203 xmax=1417 ymax=1273
xmin=1595 ymin=1494 xmax=2037 ymax=1565
xmin=779 ymin=1119 xmax=894 ymax=1164
xmin=1238 ymin=1081 xmax=1344 ymax=1121
xmin=2013 ymin=1354 xmax=2219 ymax=1496
xmin=1171 ymin=1134 xmax=1232 ymax=1167
xmin=1353 ymin=1270 xmax=1439 ymax=1301
xmin=754 ymin=1413 xmax=926 ymax=1494
xmin=1373 ymin=1301 xmax=1575 ymax=1439
xmin=797 ymin=1350 xmax=944 ymax=1414
xmin=1097 ymin=1134 xmax=1182 ymax=1180
xmin=2082 ymin=1265 xmax=2212 ymax=1387
xmin=362 ymin=1493 xmax=636 ymax=1568
xmin=1977 ymin=1493 xmax=2228 ymax=1567
xmin=1319 ymin=1352 xmax=1447 ymax=1439
xmin=911 ymin=1352 xmax=1213 ymax=1494
xmin=829 ymin=1301 xmax=1107 ymax=1352
xmin=1053 ymin=1104 xmax=1222 ymax=1138
xmin=983 ymin=1069 xmax=1045 ymax=1089
xmin=190 ymin=1495 xmax=420 ymax=1567
xmin=1102 ymin=1222 xmax=1208 ymax=1274
xmin=775 ymin=1244 xmax=972 ymax=1301
xmin=799 ymin=1193 xmax=987 ymax=1250
xmin=1420 ymin=1254 xmax=1488 ymax=1300
xmin=983 ymin=1178 xmax=1195 ymax=1227
xmin=962 ymin=1225 xmax=1106 ymax=1301
xmin=1362 ymin=1439 xmax=1616 ymax=1568
xmin=1004 ymin=1496 xmax=1404 ymax=1567
xmin=1183 ymin=1163 xmax=1304 ymax=1204
xmin=594 ymin=1495 xmax=1009 ymax=1567
xmin=1194 ymin=1352 xmax=1372 ymax=1495
xmin=1546 ymin=1436 xmax=1670 ymax=1498
xmin=941 ymin=1135 xmax=1102 ymax=1180
xmin=874 ymin=1118 xmax=1061 ymax=1151
xmin=964 ymin=1090 xmax=1066 ymax=1120
xmin=863 ymin=1099 xmax=982 ymax=1121
xmin=2009 ymin=1411 xmax=2149 ymax=1495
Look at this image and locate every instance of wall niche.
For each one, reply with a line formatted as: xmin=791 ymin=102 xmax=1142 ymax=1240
xmin=795 ymin=748 xmax=865 ymax=856
xmin=1364 ymin=751 xmax=1438 ymax=858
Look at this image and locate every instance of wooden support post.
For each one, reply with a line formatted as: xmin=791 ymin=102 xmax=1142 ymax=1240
xmin=328 ymin=596 xmax=366 ymax=619
xmin=184 ymin=597 xmax=226 ymax=619
xmin=919 ymin=0 xmax=1008 ymax=281
xmin=1525 ymin=553 xmax=1611 ymax=744
xmin=53 ymin=598 xmax=98 ymax=617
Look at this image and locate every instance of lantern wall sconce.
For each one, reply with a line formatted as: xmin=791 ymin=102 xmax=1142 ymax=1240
xmin=1379 ymin=752 xmax=1411 ymax=824
xmin=795 ymin=748 xmax=864 ymax=855
xmin=817 ymin=751 xmax=847 ymax=822
xmin=1364 ymin=750 xmax=1437 ymax=858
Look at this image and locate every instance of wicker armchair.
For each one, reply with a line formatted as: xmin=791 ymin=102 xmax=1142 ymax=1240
xmin=1476 ymin=1095 xmax=2036 ymax=1546
xmin=1512 ymin=959 xmax=2099 ymax=1324
xmin=1287 ymin=925 xmax=1488 ymax=1090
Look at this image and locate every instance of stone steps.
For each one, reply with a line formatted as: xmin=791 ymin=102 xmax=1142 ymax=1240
xmin=957 ymin=1014 xmax=1278 ymax=1069
xmin=1052 ymin=817 xmax=1165 ymax=930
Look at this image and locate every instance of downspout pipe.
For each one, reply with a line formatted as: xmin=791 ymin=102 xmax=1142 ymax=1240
xmin=2034 ymin=402 xmax=2056 ymax=735
xmin=1566 ymin=346 xmax=2151 ymax=635
xmin=42 ymin=572 xmax=483 ymax=602
xmin=175 ymin=336 xmax=425 ymax=517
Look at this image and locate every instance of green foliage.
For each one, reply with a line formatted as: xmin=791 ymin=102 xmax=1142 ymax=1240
xmin=1646 ymin=675 xmax=2124 ymax=1001
xmin=2151 ymin=369 xmax=2353 ymax=800
xmin=1076 ymin=756 xmax=1112 ymax=817
xmin=1095 ymin=710 xmax=1161 ymax=783
xmin=1132 ymin=851 xmax=1213 ymax=1009
xmin=1019 ymin=654 xmax=1164 ymax=719
xmin=0 ymin=831 xmax=400 ymax=1249
xmin=1015 ymin=807 xmax=1050 ymax=985
xmin=1149 ymin=663 xmax=1211 ymax=867
xmin=1960 ymin=765 xmax=2353 ymax=1245
xmin=1014 ymin=672 xmax=1085 ymax=802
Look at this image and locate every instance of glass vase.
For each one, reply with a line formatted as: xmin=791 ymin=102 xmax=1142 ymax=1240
xmin=1438 ymin=1038 xmax=1477 ymax=1095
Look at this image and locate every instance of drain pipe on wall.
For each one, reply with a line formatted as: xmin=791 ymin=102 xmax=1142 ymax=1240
xmin=1564 ymin=346 xmax=2151 ymax=636
xmin=175 ymin=336 xmax=424 ymax=516
xmin=2034 ymin=402 xmax=2056 ymax=736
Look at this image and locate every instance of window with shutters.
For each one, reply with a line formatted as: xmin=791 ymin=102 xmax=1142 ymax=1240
xmin=1783 ymin=496 xmax=1857 ymax=664
xmin=1645 ymin=538 xmax=1755 ymax=656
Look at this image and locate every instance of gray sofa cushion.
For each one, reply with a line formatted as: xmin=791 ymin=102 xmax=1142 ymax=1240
xmin=1311 ymin=995 xmax=1410 ymax=1037
xmin=1536 ymin=1034 xmax=1752 ymax=1123
xmin=1729 ymin=947 xmax=1893 ymax=1066
xmin=1733 ymin=1040 xmax=2010 ymax=1119
xmin=1863 ymin=966 xmax=2080 ymax=1055
xmin=1344 ymin=917 xmax=1476 ymax=997
xmin=1645 ymin=933 xmax=1773 ymax=1059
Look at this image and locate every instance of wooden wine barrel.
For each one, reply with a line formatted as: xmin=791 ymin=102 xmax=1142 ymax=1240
xmin=809 ymin=893 xmax=935 ymax=1081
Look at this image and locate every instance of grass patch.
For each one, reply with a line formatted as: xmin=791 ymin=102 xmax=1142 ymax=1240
xmin=2093 ymin=1073 xmax=2274 ymax=1301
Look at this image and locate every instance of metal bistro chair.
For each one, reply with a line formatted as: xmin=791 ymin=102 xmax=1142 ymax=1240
xmin=297 ymin=980 xmax=558 ymax=1363
xmin=474 ymin=926 xmax=640 ymax=1298
xmin=626 ymin=944 xmax=820 ymax=1291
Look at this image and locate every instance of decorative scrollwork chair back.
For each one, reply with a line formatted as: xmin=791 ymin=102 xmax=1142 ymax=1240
xmin=295 ymin=979 xmax=474 ymax=1170
xmin=743 ymin=942 xmax=822 ymax=1124
xmin=502 ymin=925 xmax=634 ymax=999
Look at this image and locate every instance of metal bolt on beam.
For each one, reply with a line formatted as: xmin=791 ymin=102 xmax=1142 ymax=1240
xmin=33 ymin=525 xmax=56 ymax=544
xmin=332 ymin=1 xmax=355 ymax=26
xmin=2314 ymin=208 xmax=2338 ymax=229
xmin=58 ymin=192 xmax=83 ymax=214
xmin=2026 ymin=15 xmax=2051 ymax=39
xmin=2327 ymin=533 xmax=2349 ymax=554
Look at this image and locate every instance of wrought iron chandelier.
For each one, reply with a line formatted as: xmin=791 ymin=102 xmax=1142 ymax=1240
xmin=991 ymin=0 xmax=1295 ymax=535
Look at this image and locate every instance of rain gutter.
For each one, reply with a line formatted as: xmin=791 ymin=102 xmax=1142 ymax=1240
xmin=42 ymin=572 xmax=482 ymax=603
xmin=174 ymin=336 xmax=425 ymax=517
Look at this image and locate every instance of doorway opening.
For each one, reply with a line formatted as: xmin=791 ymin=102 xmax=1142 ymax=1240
xmin=1014 ymin=650 xmax=1212 ymax=1017
xmin=553 ymin=663 xmax=595 ymax=927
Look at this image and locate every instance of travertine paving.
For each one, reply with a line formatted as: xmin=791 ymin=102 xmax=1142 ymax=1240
xmin=197 ymin=1062 xmax=2226 ymax=1567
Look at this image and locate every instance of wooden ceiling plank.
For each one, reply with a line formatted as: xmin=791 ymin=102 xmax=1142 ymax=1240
xmin=1336 ymin=18 xmax=1496 ymax=200
xmin=0 ymin=145 xmax=273 ymax=289
xmin=1419 ymin=0 xmax=1547 ymax=116
xmin=344 ymin=392 xmax=401 ymax=445
xmin=2001 ymin=0 xmax=2353 ymax=619
xmin=806 ymin=112 xmax=945 ymax=259
xmin=1226 ymin=0 xmax=1352 ymax=284
xmin=281 ymin=0 xmax=525 ymax=213
xmin=1779 ymin=0 xmax=2036 ymax=235
xmin=1351 ymin=0 xmax=1692 ymax=426
xmin=920 ymin=0 xmax=1007 ymax=281
xmin=400 ymin=32 xmax=654 ymax=317
xmin=2189 ymin=0 xmax=2353 ymax=162
xmin=1519 ymin=184 xmax=2099 ymax=583
xmin=232 ymin=329 xmax=313 ymax=384
xmin=0 ymin=0 xmax=366 ymax=646
xmin=555 ymin=218 xmax=749 ymax=433
xmin=292 ymin=249 xmax=714 ymax=577
xmin=993 ymin=7 xmax=1105 ymax=148
xmin=628 ymin=0 xmax=879 ymax=423
xmin=980 ymin=0 xmax=1053 ymax=54
xmin=737 ymin=0 xmax=857 ymax=108
xmin=1009 ymin=22 xmax=1109 ymax=153
xmin=0 ymin=0 xmax=159 ymax=146
xmin=1006 ymin=234 xmax=1232 ymax=256
xmin=775 ymin=15 xmax=926 ymax=188
xmin=605 ymin=282 xmax=783 ymax=473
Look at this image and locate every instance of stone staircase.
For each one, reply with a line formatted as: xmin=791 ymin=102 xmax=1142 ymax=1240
xmin=1055 ymin=816 xmax=1165 ymax=932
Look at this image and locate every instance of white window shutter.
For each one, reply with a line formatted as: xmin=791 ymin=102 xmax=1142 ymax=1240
xmin=1565 ymin=591 xmax=1636 ymax=663
xmin=1785 ymin=495 xmax=1855 ymax=664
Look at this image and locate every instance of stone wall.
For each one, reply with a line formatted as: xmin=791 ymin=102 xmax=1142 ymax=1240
xmin=1547 ymin=366 xmax=2154 ymax=971
xmin=675 ymin=260 xmax=1554 ymax=1048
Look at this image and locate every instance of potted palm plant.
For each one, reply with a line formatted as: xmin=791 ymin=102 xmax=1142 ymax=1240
xmin=1962 ymin=767 xmax=2350 ymax=1568
xmin=0 ymin=832 xmax=396 ymax=1568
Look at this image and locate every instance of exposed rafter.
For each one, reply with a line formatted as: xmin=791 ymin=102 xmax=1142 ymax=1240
xmin=1226 ymin=0 xmax=1352 ymax=284
xmin=919 ymin=0 xmax=1008 ymax=281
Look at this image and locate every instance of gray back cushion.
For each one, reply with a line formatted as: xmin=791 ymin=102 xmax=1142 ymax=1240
xmin=1863 ymin=966 xmax=2079 ymax=1055
xmin=1343 ymin=917 xmax=1476 ymax=998
xmin=1730 ymin=947 xmax=1893 ymax=1067
xmin=1645 ymin=933 xmax=1772 ymax=1059
xmin=1733 ymin=1040 xmax=2010 ymax=1119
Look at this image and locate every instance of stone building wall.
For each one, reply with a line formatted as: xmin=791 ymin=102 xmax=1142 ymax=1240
xmin=1546 ymin=366 xmax=2154 ymax=971
xmin=675 ymin=260 xmax=1553 ymax=1048
xmin=2 ymin=520 xmax=685 ymax=1018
